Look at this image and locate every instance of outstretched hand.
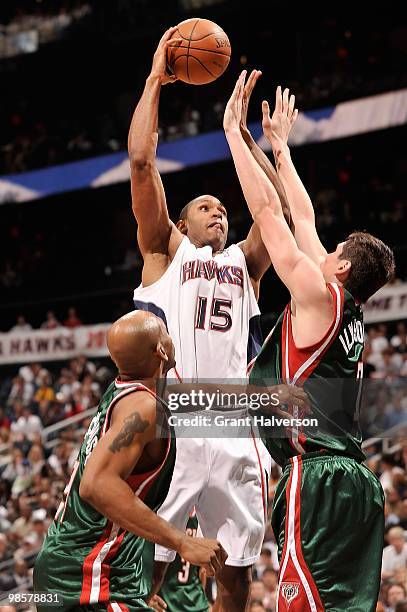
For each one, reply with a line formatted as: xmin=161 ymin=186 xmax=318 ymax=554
xmin=150 ymin=27 xmax=181 ymax=85
xmin=240 ymin=69 xmax=262 ymax=142
xmin=262 ymin=86 xmax=298 ymax=150
xmin=223 ymin=70 xmax=247 ymax=133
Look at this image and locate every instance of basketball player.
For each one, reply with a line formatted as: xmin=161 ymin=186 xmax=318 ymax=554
xmin=128 ymin=28 xmax=293 ymax=612
xmin=143 ymin=510 xmax=209 ymax=612
xmin=224 ymin=72 xmax=395 ymax=611
xmin=34 ymin=311 xmax=226 ymax=611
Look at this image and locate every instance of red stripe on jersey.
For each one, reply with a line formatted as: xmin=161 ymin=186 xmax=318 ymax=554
xmin=250 ymin=432 xmax=267 ymax=521
xmin=292 ymin=458 xmax=324 ymax=610
xmin=98 ymin=530 xmax=126 ymax=601
xmin=283 ymin=284 xmax=344 ymax=386
xmin=276 ymin=457 xmax=324 ymax=611
xmin=80 ymin=522 xmax=113 ymax=604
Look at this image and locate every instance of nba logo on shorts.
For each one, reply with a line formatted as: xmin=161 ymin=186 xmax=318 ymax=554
xmin=281 ymin=582 xmax=300 ymax=607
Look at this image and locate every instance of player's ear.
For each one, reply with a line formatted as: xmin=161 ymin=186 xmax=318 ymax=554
xmin=155 ymin=342 xmax=169 ymax=363
xmin=336 ymin=259 xmax=351 ymax=283
xmin=176 ymin=219 xmax=188 ymax=235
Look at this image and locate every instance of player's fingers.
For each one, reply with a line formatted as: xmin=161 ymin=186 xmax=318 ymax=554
xmin=288 ymin=94 xmax=295 ymax=118
xmin=291 ymin=108 xmax=299 ymax=124
xmin=275 ymin=85 xmax=282 ymax=113
xmin=210 ymin=552 xmax=224 ymax=574
xmin=166 ymin=37 xmax=183 ymax=48
xmin=215 ymin=542 xmax=228 ymax=566
xmin=160 ymin=26 xmax=178 ymax=45
xmin=149 ymin=595 xmax=167 ymax=611
xmin=262 ymin=100 xmax=271 ymax=124
xmin=282 ymin=87 xmax=289 ymax=115
xmin=204 ymin=561 xmax=216 ymax=577
xmin=245 ymin=69 xmax=260 ymax=97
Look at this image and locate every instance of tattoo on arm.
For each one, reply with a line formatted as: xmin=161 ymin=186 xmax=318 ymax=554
xmin=109 ymin=412 xmax=150 ymax=453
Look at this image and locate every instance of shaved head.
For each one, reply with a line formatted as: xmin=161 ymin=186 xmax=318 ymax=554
xmin=107 ymin=311 xmax=175 ymax=379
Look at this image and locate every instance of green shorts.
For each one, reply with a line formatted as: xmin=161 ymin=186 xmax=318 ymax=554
xmin=272 ymin=452 xmax=384 ymax=612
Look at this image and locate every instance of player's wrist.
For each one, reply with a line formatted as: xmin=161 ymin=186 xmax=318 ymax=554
xmin=147 ymin=72 xmax=165 ymax=86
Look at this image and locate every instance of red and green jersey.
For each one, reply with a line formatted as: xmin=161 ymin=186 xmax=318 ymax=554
xmin=143 ymin=512 xmax=209 ymax=611
xmin=249 ymin=283 xmax=365 ymax=465
xmin=34 ymin=378 xmax=176 ymax=610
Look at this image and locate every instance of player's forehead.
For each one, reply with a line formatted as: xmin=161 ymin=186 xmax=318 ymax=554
xmin=192 ymin=195 xmax=226 ymax=210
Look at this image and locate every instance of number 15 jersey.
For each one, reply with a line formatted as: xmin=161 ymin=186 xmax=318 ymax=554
xmin=133 ymin=237 xmax=261 ymax=379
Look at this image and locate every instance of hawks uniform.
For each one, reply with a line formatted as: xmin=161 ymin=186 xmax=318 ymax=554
xmin=133 ymin=236 xmax=271 ymax=566
xmin=34 ymin=379 xmax=176 ymax=611
xmin=249 ymin=284 xmax=384 ymax=612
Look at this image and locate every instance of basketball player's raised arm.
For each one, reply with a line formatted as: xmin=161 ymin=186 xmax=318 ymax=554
xmin=128 ymin=27 xmax=183 ymax=260
xmin=262 ymin=86 xmax=327 ymax=264
xmin=224 ymin=73 xmax=327 ymax=307
xmin=239 ymin=70 xmax=291 ymax=226
xmin=79 ymin=392 xmax=227 ymax=575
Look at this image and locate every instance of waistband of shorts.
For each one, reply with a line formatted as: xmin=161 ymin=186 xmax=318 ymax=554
xmin=282 ymin=449 xmax=364 ymax=471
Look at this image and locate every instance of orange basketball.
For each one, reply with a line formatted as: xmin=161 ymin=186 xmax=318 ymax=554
xmin=167 ymin=18 xmax=231 ymax=85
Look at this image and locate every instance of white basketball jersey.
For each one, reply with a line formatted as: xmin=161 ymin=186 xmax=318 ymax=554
xmin=133 ymin=237 xmax=262 ymax=379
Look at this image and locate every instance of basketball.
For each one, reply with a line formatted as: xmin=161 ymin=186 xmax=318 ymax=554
xmin=167 ymin=18 xmax=231 ymax=85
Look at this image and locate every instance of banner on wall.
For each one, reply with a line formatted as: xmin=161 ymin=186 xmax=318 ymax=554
xmin=0 ymin=324 xmax=110 ymax=365
xmin=364 ymin=283 xmax=407 ymax=324
xmin=1 ymin=88 xmax=406 ymax=205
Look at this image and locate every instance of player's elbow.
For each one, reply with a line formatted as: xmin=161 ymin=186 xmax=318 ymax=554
xmin=79 ymin=473 xmax=101 ymax=505
xmin=129 ymin=154 xmax=154 ymax=174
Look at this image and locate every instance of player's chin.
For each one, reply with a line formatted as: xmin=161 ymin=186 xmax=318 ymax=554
xmin=206 ymin=229 xmax=226 ymax=251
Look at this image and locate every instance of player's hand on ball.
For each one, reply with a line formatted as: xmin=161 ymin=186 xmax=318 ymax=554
xmin=240 ymin=69 xmax=262 ymax=142
xmin=179 ymin=536 xmax=228 ymax=576
xmin=223 ymin=70 xmax=247 ymax=133
xmin=147 ymin=594 xmax=167 ymax=611
xmin=150 ymin=27 xmax=181 ymax=85
xmin=262 ymin=86 xmax=298 ymax=150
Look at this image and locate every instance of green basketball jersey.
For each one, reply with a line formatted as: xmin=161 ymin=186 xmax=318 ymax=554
xmin=142 ymin=513 xmax=209 ymax=612
xmin=34 ymin=378 xmax=176 ymax=608
xmin=250 ymin=283 xmax=365 ymax=466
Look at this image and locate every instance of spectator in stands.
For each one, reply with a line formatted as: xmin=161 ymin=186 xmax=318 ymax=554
xmin=382 ymin=527 xmax=407 ymax=579
xmin=249 ymin=581 xmax=267 ymax=607
xmin=34 ymin=371 xmax=56 ymax=403
xmin=63 ymin=306 xmax=82 ymax=328
xmin=8 ymin=376 xmax=34 ymax=406
xmin=392 ymin=324 xmax=407 ymax=351
xmin=18 ymin=362 xmax=43 ymax=385
xmin=387 ymin=394 xmax=407 ymax=429
xmin=261 ymin=568 xmax=278 ymax=609
xmin=10 ymin=315 xmax=32 ymax=332
xmin=387 ymin=583 xmax=407 ymax=612
xmin=41 ymin=310 xmax=61 ymax=329
xmin=0 ymin=532 xmax=11 ymax=562
xmin=10 ymin=405 xmax=43 ymax=440
xmin=381 ymin=456 xmax=406 ymax=495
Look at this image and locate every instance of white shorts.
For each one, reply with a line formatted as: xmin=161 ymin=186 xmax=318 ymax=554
xmin=155 ymin=412 xmax=271 ymax=567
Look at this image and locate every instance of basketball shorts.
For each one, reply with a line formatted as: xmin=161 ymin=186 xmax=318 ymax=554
xmin=272 ymin=452 xmax=384 ymax=612
xmin=155 ymin=411 xmax=271 ymax=567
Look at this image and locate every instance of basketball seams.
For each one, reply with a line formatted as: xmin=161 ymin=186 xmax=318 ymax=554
xmin=186 ymin=18 xmax=200 ymax=83
xmin=167 ymin=44 xmax=231 ymax=58
xmin=175 ymin=29 xmax=226 ymax=42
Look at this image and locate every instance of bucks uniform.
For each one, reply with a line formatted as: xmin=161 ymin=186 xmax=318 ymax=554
xmin=143 ymin=512 xmax=209 ymax=612
xmin=34 ymin=379 xmax=176 ymax=612
xmin=249 ymin=283 xmax=384 ymax=612
xmin=134 ymin=236 xmax=271 ymax=567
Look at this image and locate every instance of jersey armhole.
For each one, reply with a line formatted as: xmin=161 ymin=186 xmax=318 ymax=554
xmin=135 ymin=236 xmax=189 ymax=293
